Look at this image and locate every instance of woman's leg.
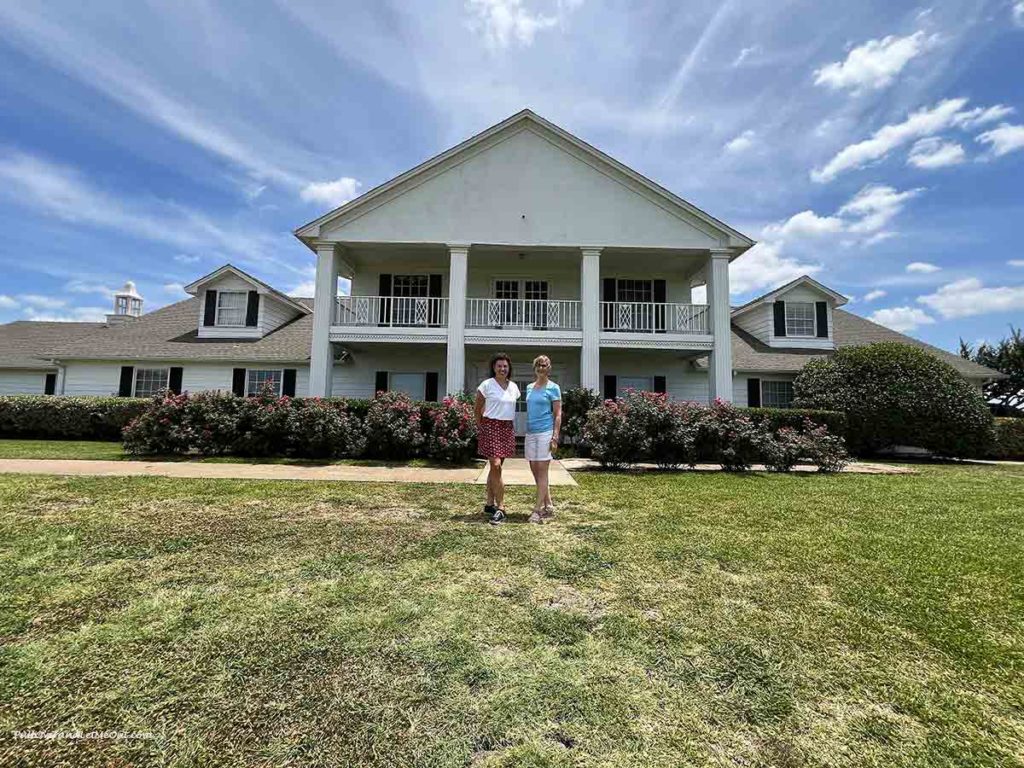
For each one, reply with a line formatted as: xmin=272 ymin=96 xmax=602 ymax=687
xmin=536 ymin=460 xmax=551 ymax=512
xmin=529 ymin=460 xmax=544 ymax=511
xmin=489 ymin=458 xmax=504 ymax=509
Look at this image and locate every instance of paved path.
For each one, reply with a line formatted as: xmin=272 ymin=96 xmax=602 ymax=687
xmin=0 ymin=457 xmax=579 ymax=485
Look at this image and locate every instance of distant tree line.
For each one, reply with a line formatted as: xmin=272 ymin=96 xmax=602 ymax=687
xmin=961 ymin=325 xmax=1024 ymax=416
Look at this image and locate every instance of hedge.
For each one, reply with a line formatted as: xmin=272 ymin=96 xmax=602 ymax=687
xmin=743 ymin=407 xmax=847 ymax=439
xmin=0 ymin=396 xmax=150 ymax=441
xmin=990 ymin=418 xmax=1024 ymax=460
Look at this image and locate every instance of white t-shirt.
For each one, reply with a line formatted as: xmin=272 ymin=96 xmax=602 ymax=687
xmin=477 ymin=377 xmax=520 ymax=421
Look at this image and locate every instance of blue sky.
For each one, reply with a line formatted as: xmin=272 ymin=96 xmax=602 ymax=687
xmin=0 ymin=0 xmax=1022 ymax=352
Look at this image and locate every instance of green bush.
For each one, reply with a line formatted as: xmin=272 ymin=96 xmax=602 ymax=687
xmin=990 ymin=418 xmax=1024 ymax=460
xmin=561 ymin=387 xmax=602 ymax=447
xmin=0 ymin=395 xmax=149 ymax=441
xmin=794 ymin=342 xmax=995 ymax=458
xmin=743 ymin=407 xmax=847 ymax=440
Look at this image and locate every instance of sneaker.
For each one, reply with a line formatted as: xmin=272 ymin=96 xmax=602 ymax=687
xmin=528 ymin=510 xmax=543 ymax=524
xmin=489 ymin=508 xmax=507 ymax=526
xmin=484 ymin=503 xmax=497 ymax=518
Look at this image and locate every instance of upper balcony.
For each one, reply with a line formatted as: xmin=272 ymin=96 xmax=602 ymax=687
xmin=331 ymin=295 xmax=711 ymax=347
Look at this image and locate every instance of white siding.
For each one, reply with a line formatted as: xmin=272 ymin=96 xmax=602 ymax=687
xmin=62 ymin=362 xmax=123 ymax=396
xmin=259 ymin=295 xmax=301 ymax=335
xmin=599 ymin=349 xmax=710 ymax=403
xmin=61 ymin=361 xmax=311 ymax=397
xmin=0 ymin=370 xmax=48 ymax=395
xmin=734 ymin=303 xmax=772 ymax=344
xmin=331 ymin=346 xmax=447 ymax=399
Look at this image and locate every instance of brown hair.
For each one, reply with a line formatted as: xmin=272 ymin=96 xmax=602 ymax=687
xmin=489 ymin=352 xmax=513 ymax=379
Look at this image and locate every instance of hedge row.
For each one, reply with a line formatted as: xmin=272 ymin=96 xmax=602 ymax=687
xmin=0 ymin=396 xmax=151 ymax=441
xmin=990 ymin=418 xmax=1024 ymax=460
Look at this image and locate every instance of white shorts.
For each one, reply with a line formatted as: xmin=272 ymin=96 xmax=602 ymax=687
xmin=525 ymin=431 xmax=553 ymax=461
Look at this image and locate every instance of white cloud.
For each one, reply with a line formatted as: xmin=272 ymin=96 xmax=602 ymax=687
xmin=465 ymin=0 xmax=581 ymax=49
xmin=299 ymin=177 xmax=362 ymax=208
xmin=730 ymin=242 xmax=821 ymax=295
xmin=868 ymin=306 xmax=935 ymax=332
xmin=907 ymin=137 xmax=965 ymax=169
xmin=952 ymin=104 xmax=1015 ymax=129
xmin=0 ymin=295 xmax=18 ymax=309
xmin=762 ymin=210 xmax=844 ymax=240
xmin=173 ymin=254 xmax=200 ymax=264
xmin=863 ymin=231 xmax=897 ymax=246
xmin=814 ymin=31 xmax=938 ymax=92
xmin=289 ymin=281 xmax=317 ymax=297
xmin=838 ymin=184 xmax=923 ymax=234
xmin=917 ymin=278 xmax=1024 ymax=318
xmin=22 ymin=306 xmax=109 ymax=322
xmin=976 ymin=123 xmax=1024 ymax=157
xmin=723 ymin=130 xmax=756 ymax=154
xmin=732 ymin=45 xmax=760 ymax=67
xmin=906 ymin=261 xmax=941 ymax=273
xmin=812 ymin=98 xmax=969 ymax=182
xmin=163 ymin=283 xmax=186 ymax=295
xmin=1009 ymin=259 xmax=1024 ymax=267
xmin=863 ymin=289 xmax=887 ymax=301
xmin=65 ymin=280 xmax=115 ymax=298
xmin=18 ymin=294 xmax=67 ymax=309
xmin=1014 ymin=1 xmax=1024 ymax=26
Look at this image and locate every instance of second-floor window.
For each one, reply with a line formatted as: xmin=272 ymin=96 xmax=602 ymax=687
xmin=216 ymin=291 xmax=247 ymax=326
xmin=785 ymin=302 xmax=815 ymax=337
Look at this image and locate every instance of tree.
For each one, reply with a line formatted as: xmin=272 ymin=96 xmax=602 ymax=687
xmin=795 ymin=342 xmax=994 ymax=458
xmin=960 ymin=326 xmax=1024 ymax=416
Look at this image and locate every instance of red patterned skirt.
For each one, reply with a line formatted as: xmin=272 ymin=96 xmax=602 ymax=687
xmin=477 ymin=417 xmax=516 ymax=459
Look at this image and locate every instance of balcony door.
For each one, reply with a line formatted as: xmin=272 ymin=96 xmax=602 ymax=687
xmin=490 ymin=279 xmax=549 ymax=329
xmin=603 ymin=278 xmax=666 ymax=332
xmin=378 ymin=273 xmax=443 ymax=327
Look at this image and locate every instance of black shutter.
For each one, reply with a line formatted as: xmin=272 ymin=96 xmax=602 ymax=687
xmin=44 ymin=373 xmax=57 ymax=395
xmin=653 ymin=279 xmax=667 ymax=333
xmin=169 ymin=367 xmax=183 ymax=394
xmin=653 ymin=375 xmax=667 ymax=394
xmin=378 ymin=274 xmax=392 ymax=325
xmin=428 ymin=274 xmax=442 ymax=326
xmin=815 ymin=301 xmax=829 ymax=338
xmin=375 ymin=371 xmax=388 ymax=394
xmin=245 ymin=291 xmax=260 ymax=327
xmin=602 ymin=278 xmax=616 ymax=330
xmin=773 ymin=301 xmax=787 ymax=337
xmin=232 ymin=368 xmax=246 ymax=397
xmin=282 ymin=369 xmax=297 ymax=397
xmin=203 ymin=290 xmax=218 ymax=326
xmin=425 ymin=371 xmax=439 ymax=402
xmin=118 ymin=366 xmax=134 ymax=397
xmin=747 ymin=378 xmax=761 ymax=408
xmin=603 ymin=375 xmax=617 ymax=401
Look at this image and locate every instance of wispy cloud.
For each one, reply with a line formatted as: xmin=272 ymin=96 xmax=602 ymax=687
xmin=814 ymin=31 xmax=938 ymax=92
xmin=1014 ymin=1 xmax=1024 ymax=27
xmin=723 ymin=130 xmax=756 ymax=154
xmin=976 ymin=123 xmax=1024 ymax=157
xmin=918 ymin=278 xmax=1024 ymax=318
xmin=907 ymin=137 xmax=965 ymax=168
xmin=732 ymin=45 xmax=760 ymax=67
xmin=868 ymin=306 xmax=935 ymax=332
xmin=863 ymin=289 xmax=887 ymax=301
xmin=906 ymin=261 xmax=941 ymax=273
xmin=300 ymin=177 xmax=362 ymax=208
xmin=465 ymin=0 xmax=583 ymax=49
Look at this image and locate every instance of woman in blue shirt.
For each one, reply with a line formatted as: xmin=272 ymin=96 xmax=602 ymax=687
xmin=525 ymin=354 xmax=562 ymax=524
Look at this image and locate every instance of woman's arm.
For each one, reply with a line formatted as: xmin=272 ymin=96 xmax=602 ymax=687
xmin=551 ymin=399 xmax=562 ymax=443
xmin=474 ymin=390 xmax=485 ymax=425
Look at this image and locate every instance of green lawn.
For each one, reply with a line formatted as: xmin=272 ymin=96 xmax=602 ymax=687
xmin=1 ymin=466 xmax=1022 ymax=766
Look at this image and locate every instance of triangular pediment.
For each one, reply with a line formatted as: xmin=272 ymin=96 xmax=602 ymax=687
xmin=296 ymin=111 xmax=753 ymax=253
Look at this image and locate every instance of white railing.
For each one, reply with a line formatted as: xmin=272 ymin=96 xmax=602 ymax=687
xmin=335 ymin=296 xmax=449 ymax=327
xmin=466 ymin=298 xmax=582 ymax=331
xmin=600 ymin=302 xmax=710 ymax=334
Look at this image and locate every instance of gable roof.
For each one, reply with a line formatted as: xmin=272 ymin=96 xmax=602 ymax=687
xmin=44 ymin=297 xmax=314 ymax=364
xmin=294 ymin=109 xmax=755 ymax=253
xmin=732 ymin=275 xmax=849 ymax=319
xmin=728 ymin=308 xmax=1002 ymax=379
xmin=0 ymin=320 xmax=106 ymax=369
xmin=184 ymin=264 xmax=309 ymax=316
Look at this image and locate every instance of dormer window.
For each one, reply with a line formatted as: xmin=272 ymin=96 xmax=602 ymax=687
xmin=216 ymin=291 xmax=248 ymax=326
xmin=785 ymin=302 xmax=816 ymax=337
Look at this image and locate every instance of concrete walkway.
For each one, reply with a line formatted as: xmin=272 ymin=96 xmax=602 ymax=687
xmin=0 ymin=457 xmax=578 ymax=485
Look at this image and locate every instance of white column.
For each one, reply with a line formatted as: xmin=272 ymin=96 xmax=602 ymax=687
xmin=707 ymin=248 xmax=733 ymax=403
xmin=309 ymin=242 xmax=339 ymax=397
xmin=446 ymin=244 xmax=469 ymax=394
xmin=580 ymin=247 xmax=602 ymax=392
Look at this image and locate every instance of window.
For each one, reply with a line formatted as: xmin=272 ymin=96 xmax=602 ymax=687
xmin=216 ymin=291 xmax=247 ymax=326
xmin=134 ymin=368 xmax=169 ymax=398
xmin=392 ymin=275 xmax=429 ymax=297
xmin=617 ymin=376 xmax=652 ymax=398
xmin=247 ymin=369 xmax=283 ymax=396
xmin=785 ymin=302 xmax=815 ymax=337
xmin=389 ymin=372 xmax=425 ymax=400
xmin=761 ymin=380 xmax=795 ymax=408
xmin=616 ymin=279 xmax=653 ymax=304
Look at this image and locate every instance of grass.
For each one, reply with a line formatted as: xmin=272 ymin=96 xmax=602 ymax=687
xmin=0 ymin=439 xmax=475 ymax=467
xmin=1 ymin=464 xmax=1022 ymax=766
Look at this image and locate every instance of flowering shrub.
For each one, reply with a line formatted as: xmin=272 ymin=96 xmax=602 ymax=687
xmin=561 ymin=386 xmax=603 ymax=448
xmin=122 ymin=392 xmax=193 ymax=455
xmin=799 ymin=420 xmax=849 ymax=473
xmin=698 ymin=400 xmax=765 ymax=471
xmin=287 ymin=398 xmax=366 ymax=459
xmin=758 ymin=427 xmax=805 ymax=473
xmin=426 ymin=394 xmax=477 ymax=463
xmin=364 ymin=390 xmax=426 ymax=460
xmin=582 ymin=394 xmax=652 ymax=469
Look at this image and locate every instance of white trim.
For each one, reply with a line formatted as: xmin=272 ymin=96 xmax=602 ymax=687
xmin=185 ymin=264 xmax=309 ymax=315
xmin=215 ymin=290 xmax=249 ymax=328
xmin=732 ymin=274 xmax=848 ymax=320
xmin=783 ymin=301 xmax=816 ymax=338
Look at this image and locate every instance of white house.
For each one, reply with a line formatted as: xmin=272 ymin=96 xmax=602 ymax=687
xmin=0 ymin=110 xmax=1000 ymax=429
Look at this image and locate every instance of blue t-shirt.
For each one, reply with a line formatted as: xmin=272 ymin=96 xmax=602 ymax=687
xmin=526 ymin=381 xmax=561 ymax=434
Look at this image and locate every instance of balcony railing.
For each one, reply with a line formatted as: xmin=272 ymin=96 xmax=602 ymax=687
xmin=466 ymin=298 xmax=581 ymax=331
xmin=335 ymin=296 xmax=449 ymax=327
xmin=601 ymin=302 xmax=710 ymax=334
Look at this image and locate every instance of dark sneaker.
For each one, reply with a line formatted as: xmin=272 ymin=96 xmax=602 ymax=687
xmin=489 ymin=508 xmax=507 ymax=525
xmin=484 ymin=503 xmax=497 ymax=518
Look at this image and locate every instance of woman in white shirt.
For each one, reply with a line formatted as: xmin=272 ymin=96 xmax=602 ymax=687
xmin=474 ymin=352 xmax=520 ymax=525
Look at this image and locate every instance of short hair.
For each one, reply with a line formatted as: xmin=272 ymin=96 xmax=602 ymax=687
xmin=489 ymin=352 xmax=513 ymax=379
xmin=532 ymin=354 xmax=551 ymax=369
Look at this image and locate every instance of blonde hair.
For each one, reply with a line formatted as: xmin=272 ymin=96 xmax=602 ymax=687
xmin=532 ymin=355 xmax=551 ymax=369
